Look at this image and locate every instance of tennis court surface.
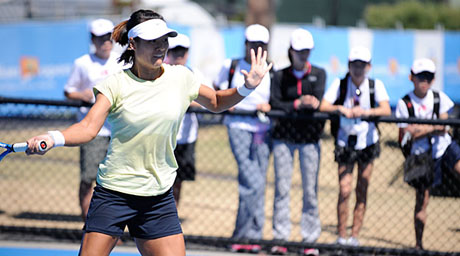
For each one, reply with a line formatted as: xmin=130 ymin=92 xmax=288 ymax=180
xmin=0 ymin=241 xmax=258 ymax=256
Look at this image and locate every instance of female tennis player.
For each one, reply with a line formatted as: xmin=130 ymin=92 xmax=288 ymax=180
xmin=25 ymin=9 xmax=272 ymax=256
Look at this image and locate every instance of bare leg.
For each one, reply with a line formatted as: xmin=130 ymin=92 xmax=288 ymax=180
xmin=415 ymin=188 xmax=430 ymax=249
xmin=351 ymin=162 xmax=373 ymax=238
xmin=136 ymin=233 xmax=185 ymax=256
xmin=337 ymin=164 xmax=354 ymax=238
xmin=79 ymin=181 xmax=94 ymax=222
xmin=452 ymin=160 xmax=460 ymax=181
xmin=79 ymin=232 xmax=119 ymax=256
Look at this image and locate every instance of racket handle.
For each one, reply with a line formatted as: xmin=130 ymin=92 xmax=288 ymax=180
xmin=12 ymin=142 xmax=28 ymax=152
xmin=12 ymin=141 xmax=47 ymax=152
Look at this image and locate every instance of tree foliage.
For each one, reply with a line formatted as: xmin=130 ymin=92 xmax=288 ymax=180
xmin=365 ymin=0 xmax=460 ymax=30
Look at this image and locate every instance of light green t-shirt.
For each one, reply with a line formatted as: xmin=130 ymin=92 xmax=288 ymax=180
xmin=93 ymin=64 xmax=201 ymax=196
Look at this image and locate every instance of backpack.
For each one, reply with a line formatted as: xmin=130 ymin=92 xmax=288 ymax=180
xmin=399 ymin=91 xmax=440 ymax=158
xmin=330 ymin=74 xmax=376 ymax=143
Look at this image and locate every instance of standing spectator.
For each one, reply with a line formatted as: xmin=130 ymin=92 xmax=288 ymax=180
xmin=64 ymin=18 xmax=123 ymax=221
xmin=214 ymin=24 xmax=272 ymax=253
xmin=395 ymin=58 xmax=460 ymax=250
xmin=165 ymin=33 xmax=213 ymax=205
xmin=26 ymin=9 xmax=272 ymax=255
xmin=319 ymin=46 xmax=391 ymax=246
xmin=269 ymin=28 xmax=325 ymax=256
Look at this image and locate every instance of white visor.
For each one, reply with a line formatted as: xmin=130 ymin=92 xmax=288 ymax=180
xmin=128 ymin=19 xmax=177 ymax=40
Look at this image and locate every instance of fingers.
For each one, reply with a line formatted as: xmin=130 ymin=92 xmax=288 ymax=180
xmin=257 ymin=47 xmax=263 ymax=65
xmin=26 ymin=135 xmax=53 ymax=155
xmin=260 ymin=47 xmax=268 ymax=65
xmin=250 ymin=48 xmax=256 ymax=66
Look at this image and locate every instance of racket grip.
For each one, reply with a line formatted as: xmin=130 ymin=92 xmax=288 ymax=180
xmin=12 ymin=142 xmax=28 ymax=152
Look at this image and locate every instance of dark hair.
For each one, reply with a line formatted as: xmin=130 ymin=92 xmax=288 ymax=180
xmin=411 ymin=71 xmax=435 ymax=82
xmin=168 ymin=46 xmax=188 ymax=58
xmin=112 ymin=9 xmax=164 ymax=65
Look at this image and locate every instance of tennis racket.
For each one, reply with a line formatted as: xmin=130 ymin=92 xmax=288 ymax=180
xmin=0 ymin=141 xmax=47 ymax=162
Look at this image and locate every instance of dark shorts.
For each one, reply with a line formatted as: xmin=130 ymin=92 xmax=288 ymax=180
xmin=434 ymin=141 xmax=460 ymax=186
xmin=334 ymin=143 xmax=381 ymax=166
xmin=80 ymin=136 xmax=110 ymax=184
xmin=84 ymin=184 xmax=182 ymax=239
xmin=174 ymin=142 xmax=196 ymax=181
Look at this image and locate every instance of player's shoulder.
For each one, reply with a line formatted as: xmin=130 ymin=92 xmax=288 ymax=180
xmin=73 ymin=54 xmax=92 ymax=66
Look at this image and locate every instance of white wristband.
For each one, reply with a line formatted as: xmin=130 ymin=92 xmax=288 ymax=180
xmin=48 ymin=130 xmax=65 ymax=147
xmin=236 ymin=84 xmax=255 ymax=97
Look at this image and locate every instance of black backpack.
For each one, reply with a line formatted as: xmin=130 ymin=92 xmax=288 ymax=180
xmin=399 ymin=91 xmax=440 ymax=158
xmin=330 ymin=74 xmax=376 ymax=142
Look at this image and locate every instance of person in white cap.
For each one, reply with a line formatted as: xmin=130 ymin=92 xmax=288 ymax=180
xmin=25 ymin=9 xmax=272 ymax=256
xmin=63 ymin=18 xmax=123 ymax=222
xmin=320 ymin=46 xmax=391 ymax=246
xmin=213 ymin=23 xmax=273 ymax=254
xmin=395 ymin=58 xmax=460 ymax=250
xmin=268 ymin=28 xmax=325 ymax=256
xmin=165 ymin=33 xmax=213 ymax=206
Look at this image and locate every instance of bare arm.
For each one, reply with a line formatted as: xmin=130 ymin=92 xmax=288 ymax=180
xmin=404 ymin=112 xmax=449 ymax=140
xmin=27 ymin=93 xmax=111 ymax=153
xmin=64 ymin=89 xmax=94 ymax=103
xmin=319 ymin=99 xmax=353 ymax=118
xmin=195 ymin=47 xmax=273 ymax=113
xmin=362 ymin=100 xmax=391 ymax=117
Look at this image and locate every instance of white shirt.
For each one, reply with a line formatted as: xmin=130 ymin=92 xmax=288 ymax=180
xmin=176 ymin=67 xmax=212 ymax=144
xmin=64 ymin=52 xmax=123 ymax=137
xmin=323 ymin=76 xmax=389 ymax=149
xmin=214 ymin=58 xmax=271 ymax=132
xmin=395 ymin=90 xmax=454 ymax=159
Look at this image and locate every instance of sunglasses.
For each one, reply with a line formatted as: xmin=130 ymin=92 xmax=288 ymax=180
xmin=414 ymin=72 xmax=434 ymax=82
xmin=93 ymin=33 xmax=112 ymax=42
xmin=349 ymin=60 xmax=368 ymax=68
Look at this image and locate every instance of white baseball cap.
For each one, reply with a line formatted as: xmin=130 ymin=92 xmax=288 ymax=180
xmin=245 ymin=24 xmax=269 ymax=44
xmin=168 ymin=33 xmax=191 ymax=49
xmin=290 ymin=28 xmax=314 ymax=51
xmin=348 ymin=46 xmax=371 ymax=63
xmin=128 ymin=19 xmax=177 ymax=40
xmin=90 ymin=19 xmax=114 ymax=36
xmin=411 ymin=58 xmax=436 ymax=74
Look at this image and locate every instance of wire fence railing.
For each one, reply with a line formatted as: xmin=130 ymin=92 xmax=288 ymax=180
xmin=0 ymin=97 xmax=459 ymax=256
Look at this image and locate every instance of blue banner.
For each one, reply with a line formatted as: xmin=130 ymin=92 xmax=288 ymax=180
xmin=371 ymin=30 xmax=414 ymax=106
xmin=443 ymin=32 xmax=460 ymax=103
xmin=0 ymin=20 xmax=89 ymax=100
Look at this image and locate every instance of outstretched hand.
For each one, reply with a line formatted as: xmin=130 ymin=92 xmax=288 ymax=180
xmin=240 ymin=47 xmax=273 ymax=89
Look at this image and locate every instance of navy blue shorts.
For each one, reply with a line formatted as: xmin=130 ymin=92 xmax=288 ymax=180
xmin=434 ymin=141 xmax=460 ymax=186
xmin=84 ymin=184 xmax=182 ymax=239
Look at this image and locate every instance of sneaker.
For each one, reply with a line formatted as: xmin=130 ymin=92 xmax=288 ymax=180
xmin=230 ymin=244 xmax=248 ymax=253
xmin=270 ymin=245 xmax=288 ymax=255
xmin=303 ymin=248 xmax=320 ymax=256
xmin=336 ymin=237 xmax=347 ymax=245
xmin=248 ymin=244 xmax=261 ymax=253
xmin=347 ymin=237 xmax=360 ymax=246
xmin=230 ymin=244 xmax=261 ymax=253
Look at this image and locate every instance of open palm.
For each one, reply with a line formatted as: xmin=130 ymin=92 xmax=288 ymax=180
xmin=240 ymin=47 xmax=273 ymax=89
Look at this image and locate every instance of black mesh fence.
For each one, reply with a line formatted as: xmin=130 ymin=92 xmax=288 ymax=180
xmin=0 ymin=97 xmax=459 ymax=256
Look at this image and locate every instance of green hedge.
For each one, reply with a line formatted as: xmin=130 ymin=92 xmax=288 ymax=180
xmin=365 ymin=0 xmax=460 ymax=30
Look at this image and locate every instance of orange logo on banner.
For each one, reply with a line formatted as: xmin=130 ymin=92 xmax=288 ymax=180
xmin=20 ymin=56 xmax=39 ymax=78
xmin=330 ymin=56 xmax=340 ymax=74
xmin=458 ymin=58 xmax=460 ymax=74
xmin=388 ymin=58 xmax=399 ymax=76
